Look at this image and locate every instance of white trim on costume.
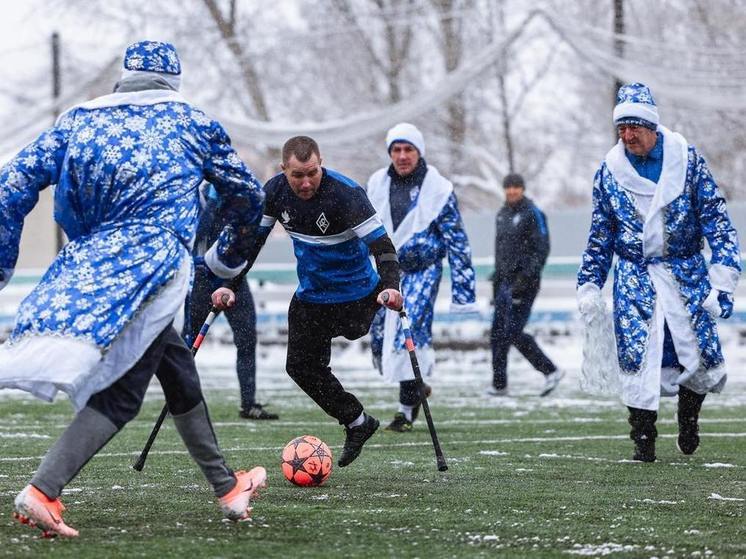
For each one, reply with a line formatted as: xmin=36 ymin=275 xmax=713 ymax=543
xmin=366 ymin=165 xmax=453 ymax=250
xmin=613 ymin=102 xmax=660 ymax=127
xmin=56 ymin=90 xmax=188 ymax=123
xmin=204 ymin=242 xmax=246 ymax=279
xmin=0 ymin=251 xmax=192 ymax=410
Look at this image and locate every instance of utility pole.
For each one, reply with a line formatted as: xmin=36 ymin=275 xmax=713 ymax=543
xmin=613 ymin=0 xmax=624 ymax=102
xmin=51 ymin=31 xmax=65 ymax=252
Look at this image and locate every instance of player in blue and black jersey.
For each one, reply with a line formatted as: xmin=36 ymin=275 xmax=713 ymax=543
xmin=212 ymin=136 xmax=403 ymax=468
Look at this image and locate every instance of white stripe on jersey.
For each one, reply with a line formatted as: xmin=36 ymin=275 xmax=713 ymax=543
xmin=353 ymin=214 xmax=384 ymax=239
xmin=260 ymin=215 xmax=277 ymax=227
xmin=286 ymin=228 xmax=358 ymax=246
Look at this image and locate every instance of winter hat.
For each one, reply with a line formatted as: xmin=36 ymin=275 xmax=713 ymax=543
xmin=124 ymin=41 xmax=181 ymax=75
xmin=613 ymin=82 xmax=659 ymax=130
xmin=386 ymin=122 xmax=425 ymax=157
xmin=121 ymin=41 xmax=182 ymax=91
xmin=502 ymin=173 xmax=525 ymax=189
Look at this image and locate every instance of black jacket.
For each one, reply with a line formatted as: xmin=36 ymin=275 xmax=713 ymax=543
xmin=493 ymin=196 xmax=550 ymax=297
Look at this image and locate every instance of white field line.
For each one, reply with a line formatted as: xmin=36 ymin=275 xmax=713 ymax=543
xmin=3 ymin=416 xmax=746 ymax=432
xmin=1 ymin=432 xmax=746 ymax=463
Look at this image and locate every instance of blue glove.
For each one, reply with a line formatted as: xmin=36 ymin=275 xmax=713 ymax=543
xmin=193 ymin=256 xmax=224 ymax=291
xmin=718 ymin=291 xmax=734 ymax=319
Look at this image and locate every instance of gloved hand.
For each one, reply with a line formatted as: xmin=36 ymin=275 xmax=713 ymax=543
xmin=194 ymin=256 xmax=224 ymax=291
xmin=577 ymin=283 xmax=604 ymax=317
xmin=703 ymin=289 xmax=734 ymax=319
xmin=0 ymin=268 xmax=13 ymax=291
xmin=718 ymin=291 xmax=734 ymax=319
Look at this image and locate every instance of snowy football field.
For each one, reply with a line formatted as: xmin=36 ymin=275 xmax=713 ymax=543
xmin=1 ymin=278 xmax=745 ymax=557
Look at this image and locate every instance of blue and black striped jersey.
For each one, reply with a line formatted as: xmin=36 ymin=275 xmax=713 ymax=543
xmin=259 ymin=168 xmax=387 ymax=303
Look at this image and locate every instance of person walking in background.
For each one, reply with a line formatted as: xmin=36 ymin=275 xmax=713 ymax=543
xmin=489 ymin=173 xmax=561 ymax=397
xmin=185 ymin=182 xmax=278 ymax=420
xmin=0 ymin=41 xmax=268 ymax=536
xmin=577 ymin=82 xmax=740 ymax=462
xmin=213 ymin=136 xmax=404 ymax=467
xmin=366 ymin=122 xmax=478 ymax=432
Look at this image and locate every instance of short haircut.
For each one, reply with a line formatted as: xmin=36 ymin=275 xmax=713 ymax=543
xmin=502 ymin=173 xmax=525 ymax=189
xmin=282 ymin=136 xmax=320 ymax=164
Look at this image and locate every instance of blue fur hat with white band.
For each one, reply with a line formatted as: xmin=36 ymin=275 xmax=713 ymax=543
xmin=613 ymin=82 xmax=659 ymax=130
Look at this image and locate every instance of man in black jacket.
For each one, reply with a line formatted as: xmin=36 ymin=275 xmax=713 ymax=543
xmin=489 ymin=173 xmax=562 ymax=396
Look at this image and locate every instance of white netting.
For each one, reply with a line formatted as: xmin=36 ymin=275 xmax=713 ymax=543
xmin=545 ymin=10 xmax=746 ymax=110
xmin=2 ymin=8 xmax=745 ymax=156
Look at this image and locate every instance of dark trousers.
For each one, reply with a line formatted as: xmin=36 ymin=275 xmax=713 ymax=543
xmin=184 ymin=268 xmax=257 ymax=409
xmin=286 ymin=286 xmax=381 ymax=425
xmin=490 ymin=283 xmax=556 ymax=390
xmin=87 ymin=325 xmax=203 ymax=428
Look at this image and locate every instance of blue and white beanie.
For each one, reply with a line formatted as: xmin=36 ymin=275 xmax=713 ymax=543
xmin=386 ymin=122 xmax=425 ymax=157
xmin=613 ymin=82 xmax=659 ymax=130
xmin=121 ymin=41 xmax=182 ymax=90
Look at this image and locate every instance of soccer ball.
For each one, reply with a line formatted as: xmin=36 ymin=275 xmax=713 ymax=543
xmin=281 ymin=435 xmax=333 ymax=487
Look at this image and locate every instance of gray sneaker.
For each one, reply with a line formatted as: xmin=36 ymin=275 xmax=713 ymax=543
xmin=485 ymin=386 xmax=509 ymax=397
xmin=540 ymin=370 xmax=565 ymax=397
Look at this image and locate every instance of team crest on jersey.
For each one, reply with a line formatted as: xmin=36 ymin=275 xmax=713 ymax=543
xmin=316 ymin=212 xmax=329 ymax=233
xmin=281 ymin=210 xmax=291 ymax=224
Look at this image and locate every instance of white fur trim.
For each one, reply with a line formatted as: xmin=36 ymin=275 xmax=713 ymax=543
xmin=204 ymin=242 xmax=246 ymax=279
xmin=386 ymin=122 xmax=425 ymax=156
xmin=380 ymin=308 xmax=434 ymax=383
xmin=709 ymin=263 xmax=739 ymax=293
xmin=605 ymin=125 xmax=688 ymax=259
xmin=56 ymin=89 xmax=187 ymax=124
xmin=0 ymin=252 xmax=191 ymax=410
xmin=449 ymin=302 xmax=480 ymax=314
xmin=366 ymin=165 xmax=453 ymax=250
xmin=702 ymin=288 xmax=721 ymax=317
xmin=613 ymin=102 xmax=659 ymax=127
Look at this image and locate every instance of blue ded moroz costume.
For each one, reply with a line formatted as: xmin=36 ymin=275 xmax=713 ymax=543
xmin=578 ymin=82 xmax=740 ymax=460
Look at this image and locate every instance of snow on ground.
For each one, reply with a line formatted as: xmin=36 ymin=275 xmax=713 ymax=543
xmin=2 ymin=277 xmax=746 ymax=415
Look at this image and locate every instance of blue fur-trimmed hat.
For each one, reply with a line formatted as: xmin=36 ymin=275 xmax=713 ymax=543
xmin=123 ymin=41 xmax=181 ymax=75
xmin=613 ymin=82 xmax=659 ymax=130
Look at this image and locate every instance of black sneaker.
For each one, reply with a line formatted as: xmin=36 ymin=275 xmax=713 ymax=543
xmin=632 ymin=435 xmax=656 ymax=462
xmin=338 ymin=414 xmax=379 ymax=467
xmin=239 ymin=404 xmax=279 ymax=420
xmin=410 ymin=383 xmax=433 ymax=422
xmin=385 ymin=412 xmax=413 ymax=432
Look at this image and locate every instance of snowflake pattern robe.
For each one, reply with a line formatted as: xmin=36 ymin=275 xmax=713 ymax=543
xmin=0 ymin=89 xmax=263 ymax=409
xmin=367 ymin=165 xmax=477 ymax=383
xmin=578 ymin=126 xmax=740 ymax=410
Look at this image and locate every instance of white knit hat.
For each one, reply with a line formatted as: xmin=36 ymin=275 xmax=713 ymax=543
xmin=386 ymin=122 xmax=425 ymax=156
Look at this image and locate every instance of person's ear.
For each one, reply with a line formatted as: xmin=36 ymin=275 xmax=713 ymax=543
xmin=280 ymin=163 xmax=286 ymax=172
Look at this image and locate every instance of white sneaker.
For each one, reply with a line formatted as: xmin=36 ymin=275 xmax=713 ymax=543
xmin=485 ymin=386 xmax=509 ymax=397
xmin=13 ymin=484 xmax=79 ymax=538
xmin=540 ymin=370 xmax=565 ymax=397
